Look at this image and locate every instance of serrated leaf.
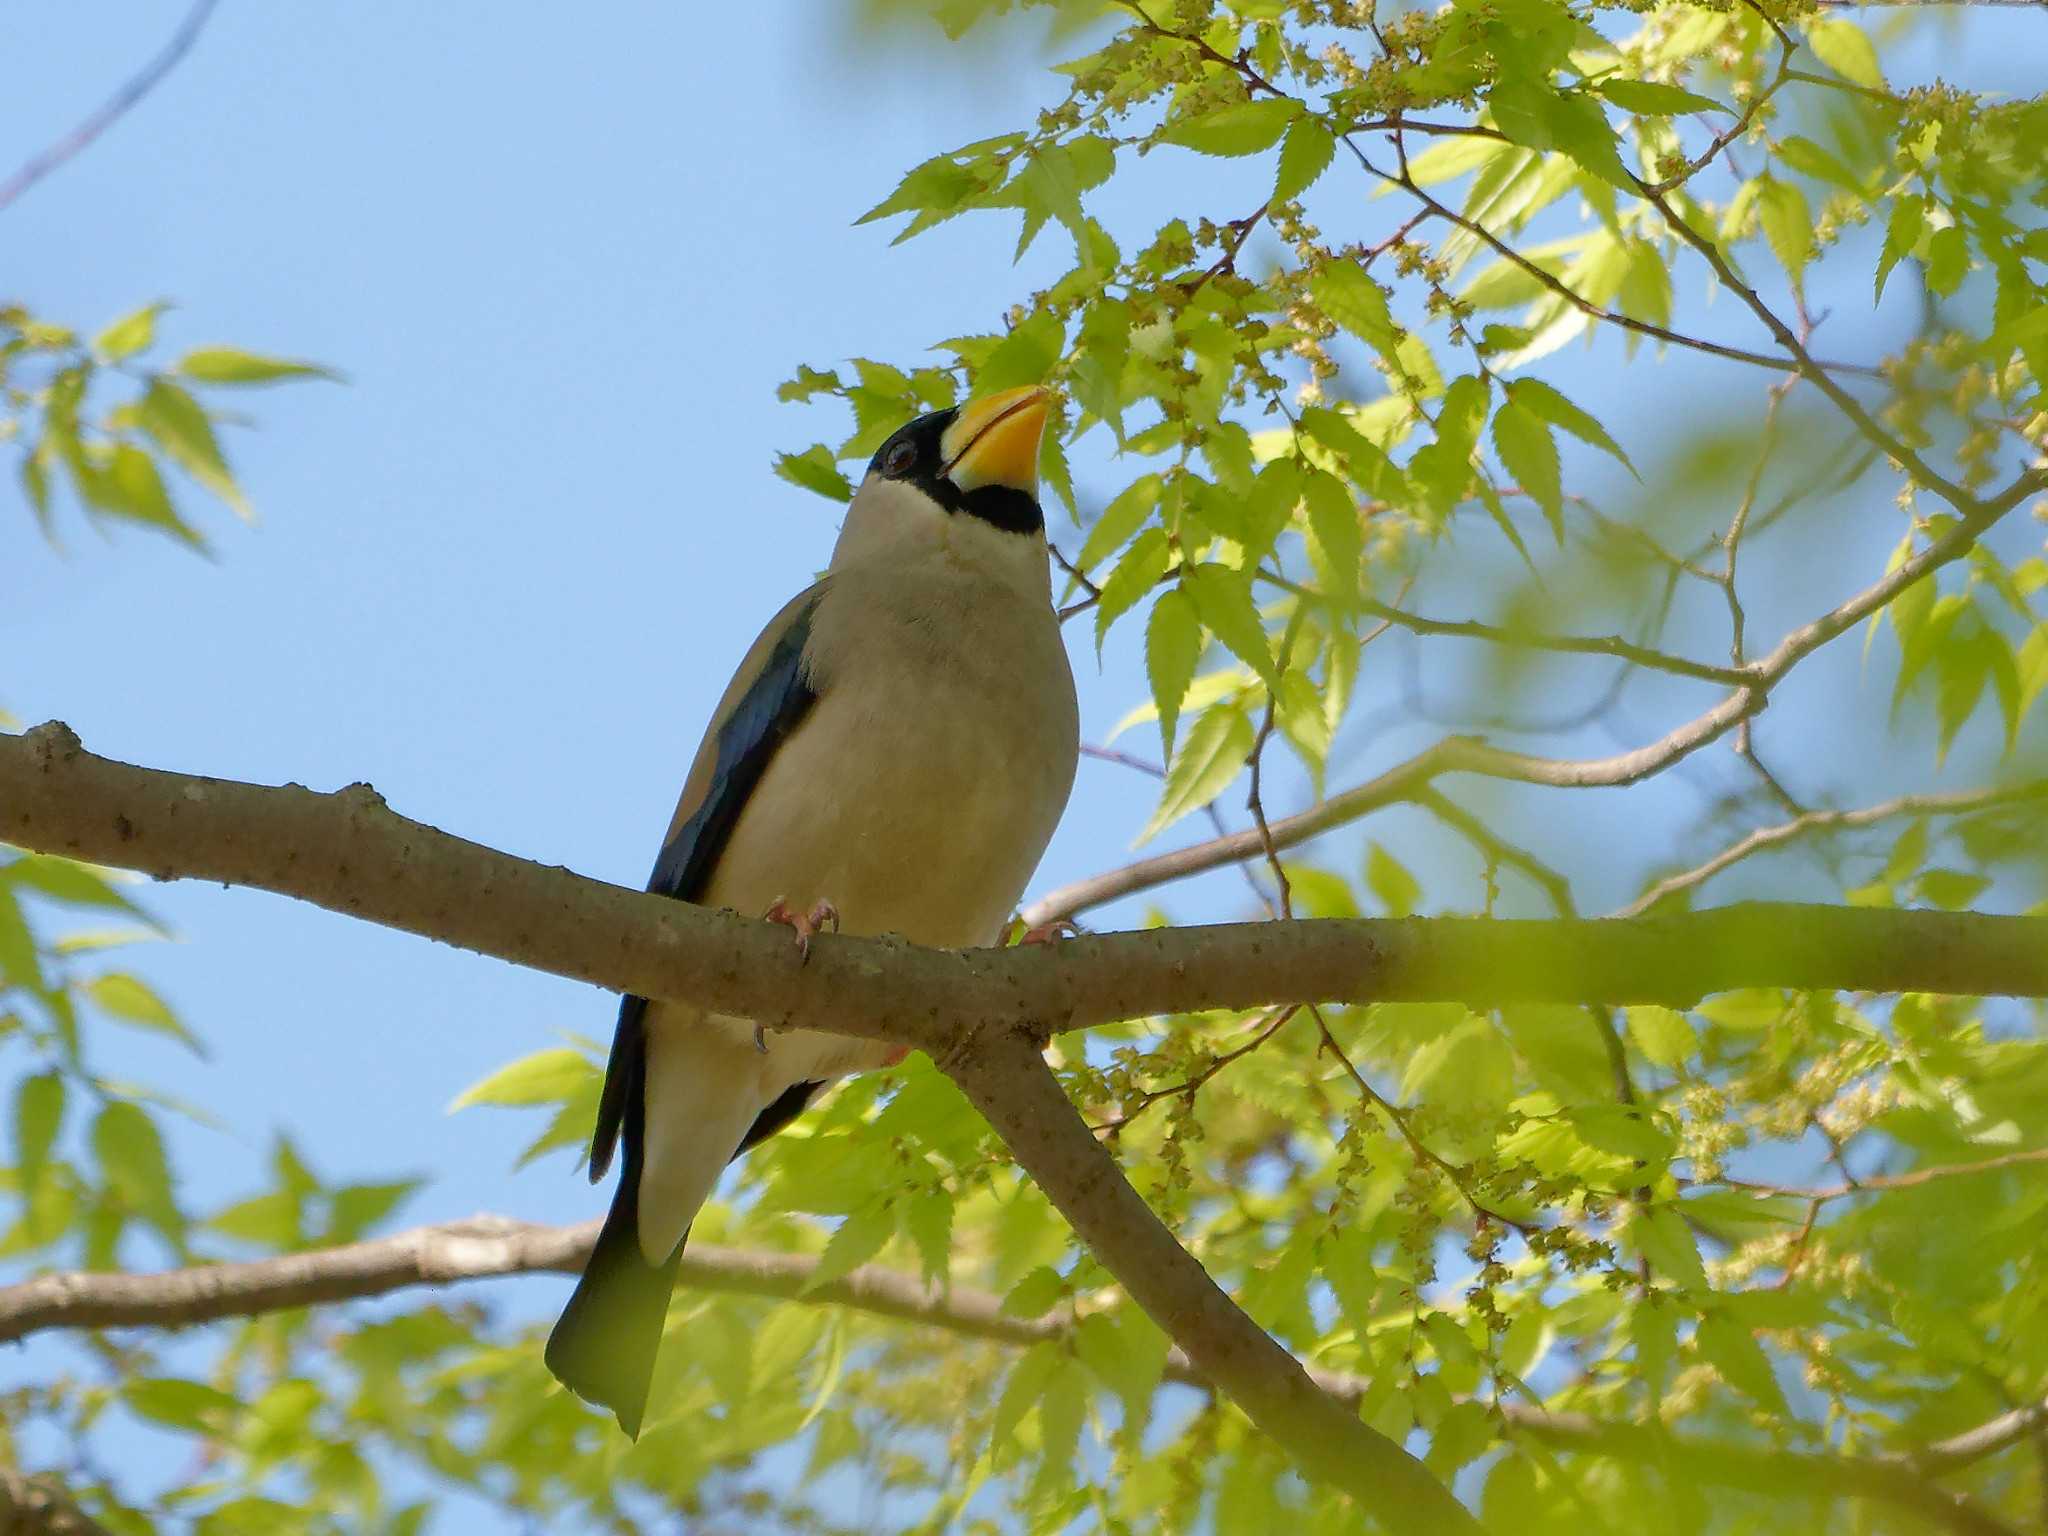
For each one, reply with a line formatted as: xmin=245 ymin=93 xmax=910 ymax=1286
xmin=1925 ymin=225 xmax=1968 ymax=298
xmin=1491 ymin=399 xmax=1563 ymax=542
xmin=1876 ymin=195 xmax=1926 ymax=303
xmin=1297 ymin=405 xmax=1404 ymax=502
xmin=1001 ymin=1264 xmax=1066 ymax=1318
xmin=1273 ymin=117 xmax=1335 ymax=202
xmin=1697 ymin=1313 xmax=1786 ymax=1411
xmin=1310 ymin=262 xmax=1399 ymax=354
xmin=448 ymin=1047 xmax=595 ymax=1111
xmin=976 ymin=309 xmax=1063 ymax=393
xmin=1507 ymin=377 xmax=1635 ymax=477
xmin=1095 ymin=526 xmax=1172 ymax=652
xmin=1301 ymin=470 xmax=1362 ymax=605
xmin=803 ymin=1201 xmax=895 ymax=1292
xmin=1625 ymin=1204 xmax=1708 ymax=1290
xmin=1162 ymin=97 xmax=1299 ymax=157
xmin=1145 ymin=586 xmax=1203 ymax=762
xmin=1808 ymin=19 xmax=1884 ymax=90
xmin=1625 ymin=1005 xmax=1695 ymax=1068
xmin=991 ymin=1340 xmax=1063 ymax=1462
xmin=176 ymin=347 xmax=339 ymax=386
xmin=902 ymin=1188 xmax=953 ymax=1284
xmin=774 ymin=444 xmax=853 ymax=502
xmin=1755 ymin=178 xmax=1815 ymax=287
xmin=776 ymin=364 xmax=842 ymax=403
xmin=1595 ymin=79 xmax=1726 ymax=117
xmin=327 ymin=1180 xmax=418 ymax=1243
xmin=1077 ymin=473 xmax=1163 ymax=572
xmin=1182 ymin=563 xmax=1276 ymax=685
xmin=208 ymin=1190 xmax=303 ymax=1248
xmin=1140 ymin=702 xmax=1253 ymax=843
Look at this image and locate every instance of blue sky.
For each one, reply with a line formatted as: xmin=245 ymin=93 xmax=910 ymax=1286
xmin=3 ymin=1 xmax=2041 ymax=1526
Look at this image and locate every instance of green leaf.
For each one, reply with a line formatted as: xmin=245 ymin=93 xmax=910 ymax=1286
xmin=84 ymin=973 xmax=205 ymax=1056
xmin=208 ymin=1189 xmax=302 ymax=1248
xmin=1145 ymin=586 xmax=1203 ymax=762
xmin=1753 ymin=178 xmax=1815 ymax=289
xmin=1297 ymin=405 xmax=1404 ymax=502
xmin=1696 ymin=1313 xmax=1787 ymax=1412
xmin=1365 ymin=842 xmax=1422 ymax=918
xmin=1301 ymin=470 xmax=1362 ymax=605
xmin=175 ymin=347 xmax=339 ymax=386
xmin=1507 ymin=377 xmax=1635 ymax=477
xmin=103 ymin=444 xmax=200 ymax=545
xmin=776 ymin=364 xmax=842 ymax=403
xmin=4 ymin=855 xmax=149 ymax=918
xmin=1490 ymin=80 xmax=1631 ymax=187
xmin=1182 ymin=563 xmax=1276 ymax=685
xmin=1162 ymin=97 xmax=1300 ymax=157
xmin=1491 ymin=399 xmax=1563 ymax=542
xmin=1001 ymin=1264 xmax=1066 ymax=1318
xmin=1310 ymin=261 xmax=1399 ymax=354
xmin=93 ymin=1099 xmax=180 ymax=1237
xmin=94 ymin=303 xmax=165 ymax=362
xmin=976 ymin=308 xmax=1063 ymax=393
xmin=1876 ymin=195 xmax=1926 ymax=303
xmin=1095 ymin=526 xmax=1172 ymax=652
xmin=448 ymin=1047 xmax=595 ymax=1111
xmin=1077 ymin=473 xmax=1163 ymax=572
xmin=1925 ymin=225 xmax=1968 ymax=298
xmin=327 ymin=1180 xmax=418 ymax=1242
xmin=135 ymin=378 xmax=247 ymax=516
xmin=1140 ymin=702 xmax=1253 ymax=843
xmin=1409 ymin=374 xmax=1489 ymax=518
xmin=1625 ymin=1005 xmax=1695 ymax=1069
xmin=1624 ymin=1203 xmax=1707 ymax=1290
xmin=774 ymin=444 xmax=853 ymax=502
xmin=803 ymin=1201 xmax=895 ymax=1292
xmin=990 ymin=1340 xmax=1063 ymax=1460
xmin=1595 ymin=79 xmax=1726 ymax=117
xmin=1915 ymin=868 xmax=1991 ymax=910
xmin=1273 ymin=117 xmax=1336 ymax=202
xmin=902 ymin=1187 xmax=953 ymax=1285
xmin=125 ymin=1377 xmax=241 ymax=1434
xmin=1808 ymin=18 xmax=1885 ymax=91
xmin=14 ymin=1072 xmax=65 ymax=1178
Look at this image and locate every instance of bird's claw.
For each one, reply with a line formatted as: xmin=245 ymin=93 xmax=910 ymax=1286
xmin=763 ymin=896 xmax=840 ymax=964
xmin=753 ymin=1022 xmax=770 ymax=1055
xmin=1016 ymin=917 xmax=1079 ymax=947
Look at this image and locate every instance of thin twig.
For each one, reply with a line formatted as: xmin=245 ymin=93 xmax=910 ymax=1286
xmin=0 ymin=0 xmax=221 ymax=214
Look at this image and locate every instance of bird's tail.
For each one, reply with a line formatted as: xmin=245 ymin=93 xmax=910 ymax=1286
xmin=544 ymin=1151 xmax=682 ymax=1439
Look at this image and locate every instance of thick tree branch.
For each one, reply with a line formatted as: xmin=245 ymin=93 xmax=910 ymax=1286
xmin=5 ymin=1218 xmax=2036 ymax=1536
xmin=936 ymin=1026 xmax=1478 ymax=1530
xmin=5 ymin=725 xmax=2048 ymax=1044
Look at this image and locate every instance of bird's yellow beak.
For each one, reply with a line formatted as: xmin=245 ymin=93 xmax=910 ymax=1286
xmin=941 ymin=385 xmax=1051 ymax=495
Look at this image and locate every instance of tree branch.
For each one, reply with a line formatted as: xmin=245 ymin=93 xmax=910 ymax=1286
xmin=936 ymin=1025 xmax=1479 ymax=1530
xmin=1619 ymin=780 xmax=2048 ymax=917
xmin=0 ymin=0 xmax=220 ymax=214
xmin=5 ymin=724 xmax=2047 ymax=1042
xmin=5 ymin=1218 xmax=2036 ymax=1536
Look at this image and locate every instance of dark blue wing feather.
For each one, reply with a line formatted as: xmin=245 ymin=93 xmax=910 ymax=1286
xmin=587 ymin=593 xmax=823 ymax=1183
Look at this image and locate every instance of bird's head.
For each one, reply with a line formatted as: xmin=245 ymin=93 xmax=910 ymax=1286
xmin=830 ymin=386 xmax=1054 ymax=586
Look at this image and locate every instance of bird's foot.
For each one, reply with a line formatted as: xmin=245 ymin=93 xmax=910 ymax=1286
xmin=1016 ymin=917 xmax=1079 ymax=947
xmin=753 ymin=1022 xmax=770 ymax=1055
xmin=763 ymin=896 xmax=840 ymax=963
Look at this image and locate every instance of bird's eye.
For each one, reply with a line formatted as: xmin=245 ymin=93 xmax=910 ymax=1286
xmin=882 ymin=440 xmax=918 ymax=479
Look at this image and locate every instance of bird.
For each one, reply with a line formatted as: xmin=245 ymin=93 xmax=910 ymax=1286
xmin=544 ymin=385 xmax=1079 ymax=1437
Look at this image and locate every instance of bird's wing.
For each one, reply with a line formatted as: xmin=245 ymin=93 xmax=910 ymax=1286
xmin=587 ymin=582 xmax=828 ymax=1183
